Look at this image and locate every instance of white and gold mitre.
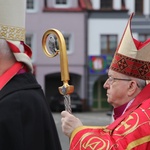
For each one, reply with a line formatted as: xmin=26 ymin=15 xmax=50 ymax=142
xmin=0 ymin=0 xmax=33 ymax=72
xmin=110 ymin=13 xmax=150 ymax=80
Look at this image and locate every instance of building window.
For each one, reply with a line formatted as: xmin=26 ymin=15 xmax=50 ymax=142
xmin=139 ymin=34 xmax=150 ymax=42
xmin=25 ymin=34 xmax=35 ymax=61
xmin=56 ymin=0 xmax=67 ymax=4
xmin=53 ymin=0 xmax=70 ymax=8
xmin=59 ymin=34 xmax=72 ymax=53
xmin=27 ymin=0 xmax=34 ymax=9
xmin=135 ymin=0 xmax=143 ymax=15
xmin=48 ymin=33 xmax=72 ymax=53
xmin=121 ymin=0 xmax=126 ymax=9
xmin=101 ymin=0 xmax=112 ymax=10
xmin=26 ymin=35 xmax=32 ymax=48
xmin=26 ymin=0 xmax=37 ymax=12
xmin=101 ymin=35 xmax=117 ymax=55
xmin=64 ymin=34 xmax=71 ymax=52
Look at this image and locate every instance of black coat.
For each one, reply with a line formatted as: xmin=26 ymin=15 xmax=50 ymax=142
xmin=0 ymin=73 xmax=62 ymax=150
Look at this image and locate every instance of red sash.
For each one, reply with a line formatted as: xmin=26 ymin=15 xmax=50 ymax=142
xmin=0 ymin=62 xmax=23 ymax=90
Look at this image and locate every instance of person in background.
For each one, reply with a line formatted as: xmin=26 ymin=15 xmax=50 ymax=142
xmin=61 ymin=13 xmax=150 ymax=149
xmin=0 ymin=0 xmax=62 ymax=150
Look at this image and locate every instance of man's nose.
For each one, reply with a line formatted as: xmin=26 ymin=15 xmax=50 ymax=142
xmin=103 ymin=79 xmax=109 ymax=89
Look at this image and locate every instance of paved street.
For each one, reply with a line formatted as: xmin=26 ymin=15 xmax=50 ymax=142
xmin=53 ymin=111 xmax=112 ymax=150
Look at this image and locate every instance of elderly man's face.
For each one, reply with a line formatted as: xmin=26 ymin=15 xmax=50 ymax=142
xmin=103 ymin=69 xmax=132 ymax=108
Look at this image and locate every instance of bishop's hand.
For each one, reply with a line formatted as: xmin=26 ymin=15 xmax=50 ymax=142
xmin=61 ymin=111 xmax=83 ymax=137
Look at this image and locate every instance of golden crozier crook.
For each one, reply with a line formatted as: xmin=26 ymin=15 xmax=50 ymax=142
xmin=42 ymin=28 xmax=74 ymax=113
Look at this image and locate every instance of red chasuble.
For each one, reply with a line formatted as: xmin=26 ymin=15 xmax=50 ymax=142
xmin=70 ymin=84 xmax=150 ymax=150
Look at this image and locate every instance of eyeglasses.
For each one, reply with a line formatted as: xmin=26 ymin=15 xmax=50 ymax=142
xmin=106 ymin=76 xmax=132 ymax=85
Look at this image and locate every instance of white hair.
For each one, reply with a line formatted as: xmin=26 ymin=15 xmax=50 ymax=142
xmin=124 ymin=74 xmax=146 ymax=89
xmin=136 ymin=78 xmax=146 ymax=89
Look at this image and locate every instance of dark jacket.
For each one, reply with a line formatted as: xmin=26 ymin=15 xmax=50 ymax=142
xmin=0 ymin=72 xmax=62 ymax=150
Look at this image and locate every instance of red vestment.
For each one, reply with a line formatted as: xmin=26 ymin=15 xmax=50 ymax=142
xmin=70 ymin=84 xmax=150 ymax=150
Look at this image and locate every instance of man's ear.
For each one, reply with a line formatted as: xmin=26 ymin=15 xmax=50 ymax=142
xmin=127 ymin=80 xmax=138 ymax=96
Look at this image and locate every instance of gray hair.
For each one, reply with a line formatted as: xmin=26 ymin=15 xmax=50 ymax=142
xmin=124 ymin=74 xmax=146 ymax=90
xmin=135 ymin=78 xmax=146 ymax=89
xmin=120 ymin=73 xmax=146 ymax=90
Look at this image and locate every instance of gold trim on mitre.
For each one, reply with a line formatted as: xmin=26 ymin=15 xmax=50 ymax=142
xmin=110 ymin=13 xmax=150 ymax=80
xmin=0 ymin=24 xmax=25 ymax=41
xmin=0 ymin=0 xmax=26 ymax=41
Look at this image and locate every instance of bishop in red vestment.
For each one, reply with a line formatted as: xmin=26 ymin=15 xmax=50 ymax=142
xmin=61 ymin=13 xmax=150 ymax=150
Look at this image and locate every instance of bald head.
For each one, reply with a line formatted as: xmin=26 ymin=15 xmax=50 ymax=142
xmin=0 ymin=39 xmax=16 ymax=75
